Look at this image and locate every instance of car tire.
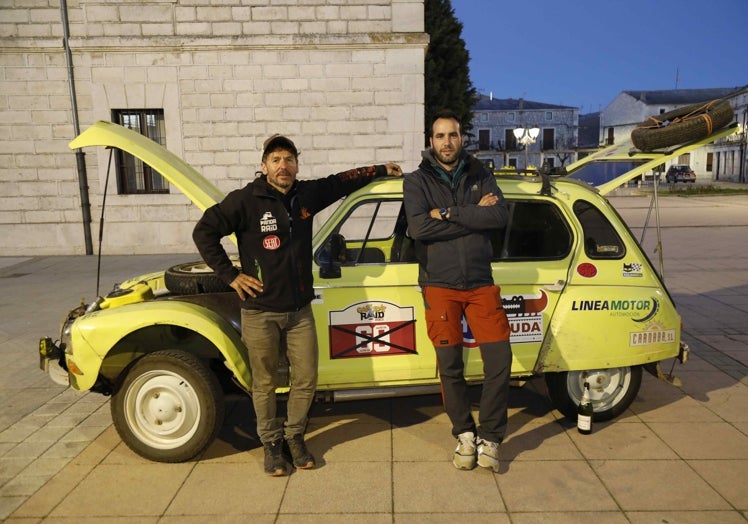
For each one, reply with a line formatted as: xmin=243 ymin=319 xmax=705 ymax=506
xmin=165 ymin=261 xmax=232 ymax=294
xmin=544 ymin=365 xmax=642 ymax=422
xmin=111 ymin=350 xmax=225 ymax=463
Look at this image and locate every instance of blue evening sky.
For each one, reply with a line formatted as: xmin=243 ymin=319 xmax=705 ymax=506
xmin=450 ymin=0 xmax=747 ymax=114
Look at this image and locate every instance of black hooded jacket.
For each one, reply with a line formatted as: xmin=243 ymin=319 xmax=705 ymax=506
xmin=193 ymin=165 xmax=387 ymax=312
xmin=403 ymin=150 xmax=508 ymax=290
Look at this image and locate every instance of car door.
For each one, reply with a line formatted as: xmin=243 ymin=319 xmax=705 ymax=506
xmin=462 ymin=197 xmax=575 ymax=378
xmin=312 ymin=195 xmax=437 ymax=388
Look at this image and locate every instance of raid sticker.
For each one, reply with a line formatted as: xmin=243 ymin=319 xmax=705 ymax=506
xmin=259 ymin=211 xmax=278 ymax=232
xmin=329 ymin=301 xmax=417 ymax=359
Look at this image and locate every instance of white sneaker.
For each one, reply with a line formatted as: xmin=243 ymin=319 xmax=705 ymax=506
xmin=476 ymin=438 xmax=500 ymax=472
xmin=452 ymin=431 xmax=476 ymax=470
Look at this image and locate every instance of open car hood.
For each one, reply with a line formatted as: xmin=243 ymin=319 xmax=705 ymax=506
xmin=565 ymin=124 xmax=738 ymax=195
xmin=70 ymin=120 xmax=226 ymax=212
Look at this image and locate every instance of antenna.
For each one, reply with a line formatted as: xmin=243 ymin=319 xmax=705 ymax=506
xmin=674 ymin=66 xmax=680 ymax=89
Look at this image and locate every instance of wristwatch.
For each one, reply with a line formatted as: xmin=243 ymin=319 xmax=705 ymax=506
xmin=439 ymin=208 xmax=449 ymax=220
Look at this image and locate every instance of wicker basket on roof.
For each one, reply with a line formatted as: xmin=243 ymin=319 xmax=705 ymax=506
xmin=631 ymin=99 xmax=733 ymax=152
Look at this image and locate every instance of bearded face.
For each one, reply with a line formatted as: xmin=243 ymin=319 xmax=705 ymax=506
xmin=430 ymin=117 xmax=463 ymax=169
xmin=262 ymin=149 xmax=299 ymax=193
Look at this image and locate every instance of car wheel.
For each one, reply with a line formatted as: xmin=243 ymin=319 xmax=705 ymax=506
xmin=111 ymin=350 xmax=225 ymax=462
xmin=164 ymin=261 xmax=232 ymax=294
xmin=544 ymin=365 xmax=642 ymax=422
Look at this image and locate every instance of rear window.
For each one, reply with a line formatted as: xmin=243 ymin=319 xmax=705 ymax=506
xmin=492 ymin=200 xmax=572 ymax=260
xmin=573 ymin=200 xmax=625 ymax=259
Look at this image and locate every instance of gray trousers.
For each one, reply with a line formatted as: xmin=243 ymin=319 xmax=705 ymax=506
xmin=241 ymin=304 xmax=319 ymax=444
xmin=435 ymin=340 xmax=512 ymax=443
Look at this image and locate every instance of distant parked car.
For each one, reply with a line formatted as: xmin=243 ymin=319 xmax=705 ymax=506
xmin=666 ymin=165 xmax=696 ymax=183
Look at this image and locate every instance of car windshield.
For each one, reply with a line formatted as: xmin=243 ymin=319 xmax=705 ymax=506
xmin=566 ymin=160 xmax=647 ymax=186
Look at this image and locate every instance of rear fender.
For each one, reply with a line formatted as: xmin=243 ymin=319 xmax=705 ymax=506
xmin=68 ymin=300 xmax=251 ymax=391
xmin=535 ymin=287 xmax=682 ymax=372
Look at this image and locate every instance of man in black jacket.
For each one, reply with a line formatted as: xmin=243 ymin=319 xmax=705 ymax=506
xmin=193 ymin=134 xmax=401 ymax=476
xmin=404 ymin=109 xmax=512 ymax=472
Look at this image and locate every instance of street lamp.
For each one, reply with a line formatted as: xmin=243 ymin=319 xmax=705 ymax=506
xmin=513 ymin=126 xmax=540 ymax=169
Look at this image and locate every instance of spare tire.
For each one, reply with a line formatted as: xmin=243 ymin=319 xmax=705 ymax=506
xmin=631 ymin=99 xmax=733 ymax=152
xmin=165 ymin=261 xmax=232 ymax=295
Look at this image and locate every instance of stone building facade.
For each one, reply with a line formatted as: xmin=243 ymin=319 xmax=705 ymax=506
xmin=466 ymin=94 xmax=579 ymax=170
xmin=1 ymin=0 xmax=427 ymax=256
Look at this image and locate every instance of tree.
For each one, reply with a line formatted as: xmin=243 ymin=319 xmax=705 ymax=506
xmin=424 ymin=0 xmax=479 ymax=146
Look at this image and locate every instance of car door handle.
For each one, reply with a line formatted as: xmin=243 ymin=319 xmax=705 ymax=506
xmin=543 ymin=279 xmax=566 ymax=292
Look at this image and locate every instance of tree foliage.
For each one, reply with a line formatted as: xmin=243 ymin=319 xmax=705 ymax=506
xmin=424 ymin=0 xmax=479 ymax=145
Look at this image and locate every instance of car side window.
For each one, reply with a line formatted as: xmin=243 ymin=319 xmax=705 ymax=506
xmin=323 ymin=199 xmax=405 ymax=265
xmin=492 ymin=200 xmax=572 ymax=260
xmin=573 ymin=199 xmax=626 ymax=259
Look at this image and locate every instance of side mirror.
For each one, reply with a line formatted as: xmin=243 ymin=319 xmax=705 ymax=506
xmin=319 ymin=233 xmax=346 ymax=279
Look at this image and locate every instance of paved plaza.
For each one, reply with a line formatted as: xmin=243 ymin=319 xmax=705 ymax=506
xmin=1 ymin=192 xmax=747 ymax=522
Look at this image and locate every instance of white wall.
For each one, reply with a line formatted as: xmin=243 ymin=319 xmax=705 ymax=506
xmin=0 ymin=0 xmax=427 ymax=255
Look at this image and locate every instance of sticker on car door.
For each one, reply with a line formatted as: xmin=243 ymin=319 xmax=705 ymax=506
xmin=464 ymin=289 xmax=549 ymax=347
xmin=328 ymin=301 xmax=417 ymax=358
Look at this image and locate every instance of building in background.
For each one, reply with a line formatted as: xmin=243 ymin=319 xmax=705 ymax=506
xmin=0 ymin=0 xmax=427 ymax=256
xmin=600 ymin=87 xmax=748 ymax=183
xmin=466 ymin=94 xmax=578 ymax=170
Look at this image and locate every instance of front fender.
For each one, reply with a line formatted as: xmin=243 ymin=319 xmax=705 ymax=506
xmin=67 ymin=299 xmax=251 ymax=391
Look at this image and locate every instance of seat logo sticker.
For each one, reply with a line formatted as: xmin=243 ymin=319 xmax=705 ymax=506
xmin=263 ymin=235 xmax=280 ymax=250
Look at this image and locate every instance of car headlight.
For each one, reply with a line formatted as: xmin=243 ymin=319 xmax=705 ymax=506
xmin=60 ymin=303 xmax=90 ymax=355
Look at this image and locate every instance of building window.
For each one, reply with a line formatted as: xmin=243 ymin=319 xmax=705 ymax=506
xmin=478 ymin=129 xmax=490 ymax=150
xmin=606 ymin=127 xmax=614 ymax=146
xmin=706 ymin=152 xmax=713 ymax=172
xmin=112 ymin=109 xmax=169 ymax=194
xmin=480 ymin=112 xmax=488 ymax=122
xmin=505 ymin=129 xmax=518 ymax=150
xmin=542 ymin=128 xmax=555 ymax=151
xmin=545 ymin=111 xmax=553 ymax=121
xmin=507 ymin=112 xmax=515 ymax=122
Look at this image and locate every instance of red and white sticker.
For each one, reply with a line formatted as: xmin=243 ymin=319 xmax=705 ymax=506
xmin=263 ymin=235 xmax=280 ymax=250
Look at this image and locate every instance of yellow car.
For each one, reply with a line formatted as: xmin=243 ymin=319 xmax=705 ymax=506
xmin=39 ymin=121 xmax=737 ymax=462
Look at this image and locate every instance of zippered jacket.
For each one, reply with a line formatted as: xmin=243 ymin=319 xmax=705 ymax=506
xmin=193 ymin=165 xmax=387 ymax=312
xmin=403 ymin=150 xmax=508 ymax=290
